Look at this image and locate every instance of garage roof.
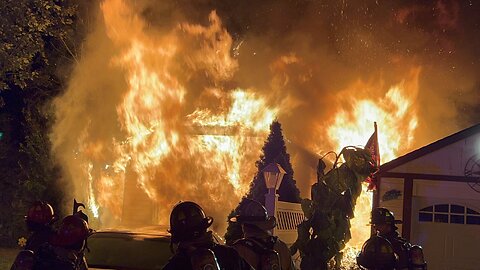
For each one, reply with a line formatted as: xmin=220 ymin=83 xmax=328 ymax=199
xmin=379 ymin=123 xmax=480 ymax=173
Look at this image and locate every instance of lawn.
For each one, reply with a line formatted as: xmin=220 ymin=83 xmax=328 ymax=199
xmin=0 ymin=248 xmax=18 ymax=270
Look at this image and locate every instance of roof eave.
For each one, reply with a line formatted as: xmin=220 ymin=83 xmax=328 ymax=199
xmin=379 ymin=123 xmax=480 ymax=173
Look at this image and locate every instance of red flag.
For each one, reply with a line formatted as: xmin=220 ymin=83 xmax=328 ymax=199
xmin=364 ymin=122 xmax=380 ymax=190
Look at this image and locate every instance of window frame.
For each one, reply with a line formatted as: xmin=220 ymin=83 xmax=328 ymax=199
xmin=418 ymin=204 xmax=480 ymax=225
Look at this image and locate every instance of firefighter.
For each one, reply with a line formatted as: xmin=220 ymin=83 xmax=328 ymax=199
xmin=356 ymin=235 xmax=397 ymax=270
xmin=230 ymin=198 xmax=294 ymax=270
xmin=162 ymin=201 xmax=253 ymax=270
xmin=23 ymin=201 xmax=56 ymax=253
xmin=33 ymin=214 xmax=91 ymax=270
xmin=370 ymin=207 xmax=427 ymax=270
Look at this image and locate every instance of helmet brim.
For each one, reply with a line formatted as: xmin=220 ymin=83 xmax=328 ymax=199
xmin=229 ymin=215 xmax=276 ymax=231
xmin=369 ymin=219 xmax=402 ymax=225
xmin=204 ymin=216 xmax=214 ymax=229
xmin=368 ymin=220 xmax=402 ymax=230
xmin=168 ymin=216 xmax=213 ymax=234
xmin=168 ymin=216 xmax=213 ymax=243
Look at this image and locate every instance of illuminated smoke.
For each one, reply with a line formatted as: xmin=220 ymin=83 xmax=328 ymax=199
xmin=52 ymin=0 xmax=277 ymax=231
xmin=327 ymin=69 xmax=420 ymax=266
xmin=51 ymin=0 xmax=479 ymax=236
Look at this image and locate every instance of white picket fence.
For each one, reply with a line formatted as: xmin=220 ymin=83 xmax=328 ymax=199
xmin=274 ymin=200 xmax=305 ymax=246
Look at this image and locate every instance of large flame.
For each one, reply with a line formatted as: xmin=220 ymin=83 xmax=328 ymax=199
xmin=327 ymin=69 xmax=420 ymax=267
xmin=52 ymin=0 xmax=422 ymax=258
xmin=56 ymin=0 xmax=278 ymax=230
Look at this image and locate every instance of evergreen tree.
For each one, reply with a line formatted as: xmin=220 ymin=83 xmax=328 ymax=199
xmin=225 ymin=120 xmax=301 ymax=244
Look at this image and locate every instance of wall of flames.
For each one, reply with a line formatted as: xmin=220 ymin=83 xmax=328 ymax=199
xmin=51 ymin=0 xmax=421 ymax=259
xmin=52 ymin=0 xmax=280 ymax=231
xmin=327 ymin=70 xmax=419 ymax=267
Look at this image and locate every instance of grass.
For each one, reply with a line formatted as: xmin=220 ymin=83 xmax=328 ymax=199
xmin=0 ymin=247 xmax=19 ymax=270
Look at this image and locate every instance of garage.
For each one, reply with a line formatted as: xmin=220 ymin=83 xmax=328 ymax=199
xmin=375 ymin=124 xmax=480 ymax=270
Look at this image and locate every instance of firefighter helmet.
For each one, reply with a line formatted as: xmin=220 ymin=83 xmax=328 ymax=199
xmin=409 ymin=245 xmax=427 ymax=270
xmin=25 ymin=201 xmax=54 ymax=226
xmin=51 ymin=215 xmax=90 ymax=248
xmin=357 ymin=235 xmax=397 ymax=270
xmin=370 ymin=207 xmax=402 ymax=229
xmin=229 ymin=198 xmax=276 ymax=231
xmin=10 ymin=250 xmax=35 ymax=270
xmin=169 ymin=201 xmax=213 ymax=243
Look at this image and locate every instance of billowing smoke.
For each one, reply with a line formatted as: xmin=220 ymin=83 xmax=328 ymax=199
xmin=51 ymin=0 xmax=479 ymax=232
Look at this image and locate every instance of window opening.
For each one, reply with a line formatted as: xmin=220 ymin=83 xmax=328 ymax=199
xmin=418 ymin=204 xmax=480 ymax=225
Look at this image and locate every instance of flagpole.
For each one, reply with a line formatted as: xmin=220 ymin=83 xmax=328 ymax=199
xmin=374 ymin=121 xmax=379 ymax=165
xmin=371 ymin=121 xmax=380 ymax=237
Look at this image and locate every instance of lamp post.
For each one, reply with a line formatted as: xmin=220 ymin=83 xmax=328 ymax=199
xmin=262 ymin=163 xmax=286 ymax=219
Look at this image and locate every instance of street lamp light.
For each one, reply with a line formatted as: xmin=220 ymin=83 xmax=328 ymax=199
xmin=262 ymin=163 xmax=286 ymax=219
xmin=263 ymin=163 xmax=286 ymax=190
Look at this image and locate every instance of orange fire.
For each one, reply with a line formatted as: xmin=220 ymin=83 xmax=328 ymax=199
xmin=64 ymin=0 xmax=277 ymax=229
xmin=52 ymin=2 xmax=421 ymax=262
xmin=327 ymin=69 xmax=420 ymax=267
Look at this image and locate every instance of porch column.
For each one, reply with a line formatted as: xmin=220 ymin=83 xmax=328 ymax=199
xmin=402 ymin=177 xmax=413 ymax=240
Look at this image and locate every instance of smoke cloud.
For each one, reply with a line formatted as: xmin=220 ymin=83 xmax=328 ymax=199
xmin=51 ymin=0 xmax=480 ymax=232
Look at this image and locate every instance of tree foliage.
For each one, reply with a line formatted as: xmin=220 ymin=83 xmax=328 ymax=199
xmin=290 ymin=147 xmax=377 ymax=270
xmin=0 ymin=0 xmax=77 ymax=90
xmin=225 ymin=121 xmax=301 ymax=244
xmin=0 ymin=0 xmax=80 ymax=246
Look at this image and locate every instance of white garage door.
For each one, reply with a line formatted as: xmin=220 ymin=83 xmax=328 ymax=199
xmin=411 ymin=197 xmax=480 ymax=270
